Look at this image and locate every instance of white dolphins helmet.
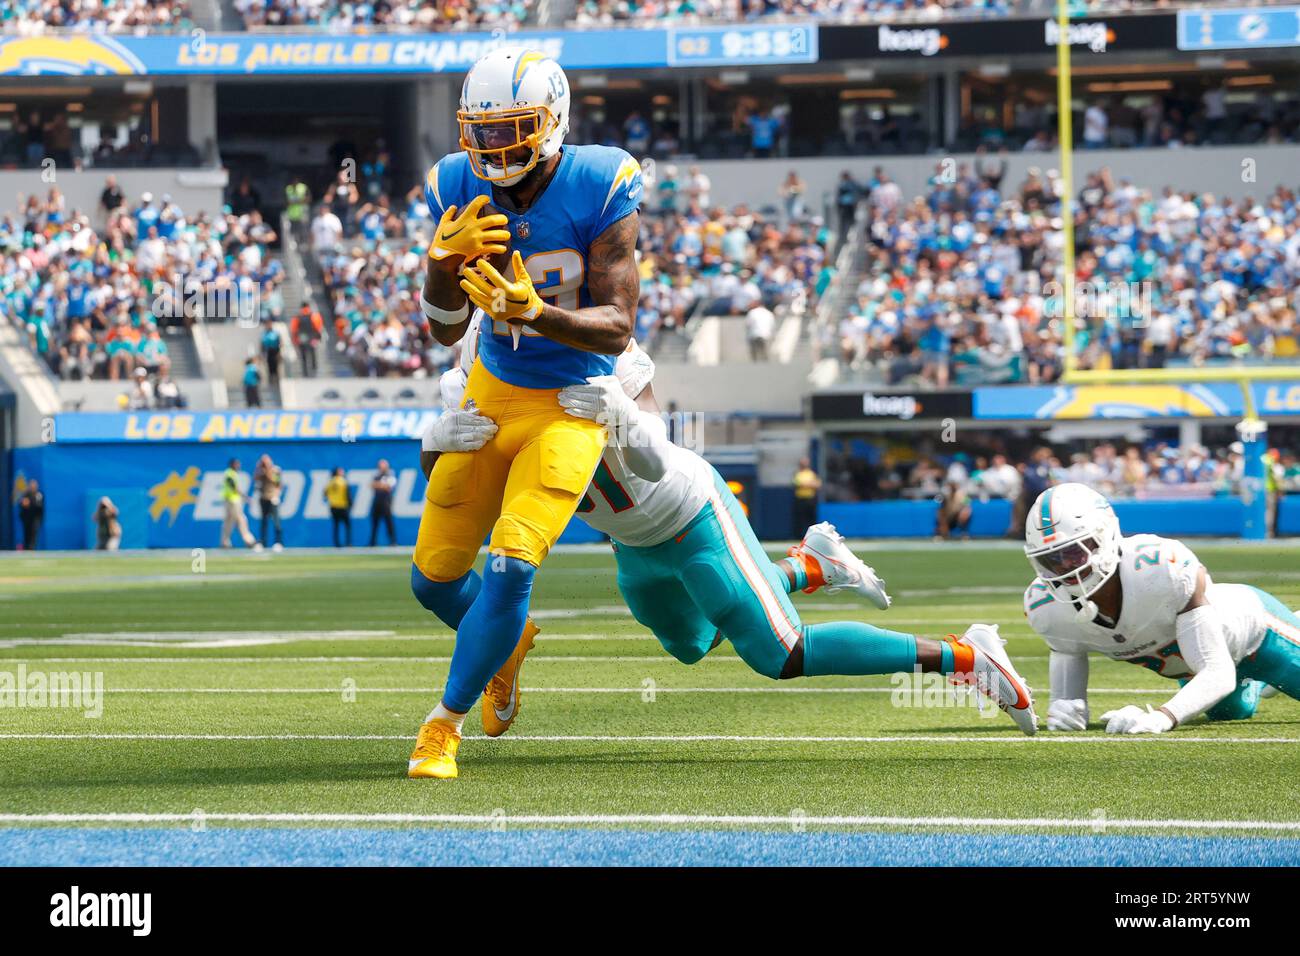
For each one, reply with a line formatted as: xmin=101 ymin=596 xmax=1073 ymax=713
xmin=458 ymin=48 xmax=571 ymax=187
xmin=1024 ymin=482 xmax=1121 ymax=620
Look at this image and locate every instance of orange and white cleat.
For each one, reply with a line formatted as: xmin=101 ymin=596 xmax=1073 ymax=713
xmin=481 ymin=618 xmax=539 ymax=738
xmin=950 ymin=623 xmax=1038 ymax=735
xmin=787 ymin=521 xmax=891 ymax=609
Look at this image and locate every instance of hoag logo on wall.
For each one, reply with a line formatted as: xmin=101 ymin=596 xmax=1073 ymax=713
xmin=877 ymin=24 xmax=948 ymax=56
xmin=862 ymin=393 xmax=921 ymax=420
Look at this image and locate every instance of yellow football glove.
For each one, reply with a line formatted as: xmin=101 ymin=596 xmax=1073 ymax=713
xmin=428 ymin=194 xmax=510 ymax=264
xmin=459 ymin=251 xmax=544 ymax=350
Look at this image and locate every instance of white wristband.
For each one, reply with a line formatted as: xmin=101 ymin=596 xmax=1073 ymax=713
xmin=421 ymin=293 xmax=469 ymax=326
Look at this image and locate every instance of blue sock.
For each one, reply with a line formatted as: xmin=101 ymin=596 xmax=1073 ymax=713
xmin=802 ymin=621 xmax=918 ymax=676
xmin=939 ymin=640 xmax=955 ymax=673
xmin=442 ymin=556 xmax=536 ymax=713
xmin=410 ymin=564 xmax=481 ymax=631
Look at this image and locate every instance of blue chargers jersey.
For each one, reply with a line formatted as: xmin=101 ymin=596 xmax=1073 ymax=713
xmin=425 ymin=144 xmax=643 ymax=389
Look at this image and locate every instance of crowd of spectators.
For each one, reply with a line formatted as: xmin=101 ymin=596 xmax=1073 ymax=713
xmin=0 ymin=110 xmax=202 ymax=169
xmin=824 ymin=438 xmax=1300 ymax=522
xmin=8 ymin=0 xmax=1292 ymax=35
xmin=823 ymin=158 xmax=1300 ymax=387
xmin=586 ymin=77 xmax=1298 ymax=163
xmin=962 ymin=86 xmax=1300 ymax=154
xmin=571 ymin=0 xmax=1018 ymax=26
xmin=236 ymin=0 xmax=530 ymax=31
xmin=310 ymin=186 xmax=454 ymax=378
xmin=569 ymin=0 xmax=1300 ymax=26
xmin=2 ymin=178 xmax=284 ymax=408
xmin=635 ymin=161 xmax=831 ymax=354
xmin=1 ymin=0 xmax=191 ymax=33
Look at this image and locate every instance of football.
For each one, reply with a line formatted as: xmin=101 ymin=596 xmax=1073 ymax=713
xmin=472 ymin=201 xmax=512 ymax=278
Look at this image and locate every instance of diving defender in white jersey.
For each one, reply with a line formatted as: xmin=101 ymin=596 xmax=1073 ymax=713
xmin=1023 ymin=482 xmax=1300 ymax=733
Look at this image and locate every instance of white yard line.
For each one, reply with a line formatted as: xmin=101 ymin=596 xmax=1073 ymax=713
xmin=25 ymin=686 xmax=1166 ymax=695
xmin=0 ymin=656 xmax=744 ymax=664
xmin=1 ymin=732 xmax=1294 ymax=744
xmin=0 ymin=811 xmax=1295 ymax=832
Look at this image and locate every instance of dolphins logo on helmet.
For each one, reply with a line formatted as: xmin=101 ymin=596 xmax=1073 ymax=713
xmin=1024 ymin=482 xmax=1121 ymax=622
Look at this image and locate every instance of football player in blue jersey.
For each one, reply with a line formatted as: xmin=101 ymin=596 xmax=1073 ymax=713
xmin=408 ymin=48 xmax=644 ymax=779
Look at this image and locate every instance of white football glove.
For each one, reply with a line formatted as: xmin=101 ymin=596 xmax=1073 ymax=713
xmin=422 ymin=408 xmax=497 ymax=454
xmin=1046 ymin=698 xmax=1089 ymax=732
xmin=558 ymin=375 xmax=637 ymax=429
xmin=439 ymin=367 xmax=468 ymax=409
xmin=1100 ymin=704 xmax=1174 ymax=735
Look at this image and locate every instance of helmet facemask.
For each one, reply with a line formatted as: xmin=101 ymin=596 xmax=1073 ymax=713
xmin=1023 ymin=482 xmax=1122 ymax=620
xmin=1027 ymin=534 xmax=1118 ymax=606
xmin=458 ymin=106 xmax=557 ymax=187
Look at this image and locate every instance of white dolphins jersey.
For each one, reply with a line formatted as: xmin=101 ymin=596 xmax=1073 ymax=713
xmin=446 ymin=315 xmax=712 ymax=549
xmin=1024 ymin=533 xmax=1268 ymax=679
xmin=575 ymin=377 xmax=713 ymax=550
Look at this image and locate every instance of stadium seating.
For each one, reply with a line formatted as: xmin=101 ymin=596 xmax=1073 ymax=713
xmin=236 ymin=0 xmax=533 ymax=31
xmin=816 ymin=165 xmax=1300 ymax=389
xmin=1 ymin=183 xmax=283 ymax=411
xmin=1 ymin=0 xmax=192 ymax=31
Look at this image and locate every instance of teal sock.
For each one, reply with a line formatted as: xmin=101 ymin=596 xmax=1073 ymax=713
xmin=939 ymin=641 xmax=955 ymax=673
xmin=802 ymin=621 xmax=918 ymax=676
xmin=776 ymin=557 xmax=806 ymax=594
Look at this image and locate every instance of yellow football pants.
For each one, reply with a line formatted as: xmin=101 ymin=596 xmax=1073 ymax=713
xmin=414 ymin=359 xmax=606 ymax=581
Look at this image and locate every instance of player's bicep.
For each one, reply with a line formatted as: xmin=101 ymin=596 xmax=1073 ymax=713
xmin=587 ymin=211 xmax=640 ymax=319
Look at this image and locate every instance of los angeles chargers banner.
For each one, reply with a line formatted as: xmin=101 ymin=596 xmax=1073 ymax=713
xmin=974 ymin=381 xmax=1300 ymax=420
xmin=51 ymin=408 xmax=438 ymax=444
xmin=0 ymin=24 xmax=816 ymax=77
xmin=12 ymin=408 xmax=606 ymax=550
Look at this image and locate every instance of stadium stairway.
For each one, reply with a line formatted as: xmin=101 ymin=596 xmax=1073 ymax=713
xmin=809 ymin=200 xmax=873 ymax=389
xmin=284 ymin=219 xmax=354 ymax=379
xmin=205 ymin=0 xmax=239 ymax=30
xmin=226 ymin=375 xmax=282 ymax=409
xmin=539 ymin=0 xmax=576 ymax=26
xmin=161 ymin=324 xmax=203 ymax=380
xmin=650 ymin=327 xmax=691 ymax=363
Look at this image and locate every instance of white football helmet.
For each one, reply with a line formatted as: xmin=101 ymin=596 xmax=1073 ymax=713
xmin=1024 ymin=482 xmax=1121 ymax=621
xmin=458 ymin=48 xmax=571 ymax=187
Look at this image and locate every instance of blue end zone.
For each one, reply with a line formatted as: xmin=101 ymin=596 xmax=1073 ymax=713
xmin=2 ymin=829 xmax=1297 ymax=867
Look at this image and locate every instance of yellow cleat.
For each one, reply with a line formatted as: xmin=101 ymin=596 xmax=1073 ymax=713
xmin=407 ymin=718 xmax=461 ymax=779
xmin=481 ymin=618 xmax=539 ymax=738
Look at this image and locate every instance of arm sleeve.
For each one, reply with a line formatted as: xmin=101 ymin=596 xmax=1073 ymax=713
xmin=1049 ymin=646 xmax=1090 ymax=703
xmin=617 ymin=406 xmax=671 ymax=483
xmin=1163 ymin=603 xmax=1239 ymax=726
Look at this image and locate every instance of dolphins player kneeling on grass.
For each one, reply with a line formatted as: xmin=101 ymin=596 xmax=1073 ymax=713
xmin=424 ymin=318 xmax=1039 ymax=735
xmin=1023 ymin=482 xmax=1300 ymax=733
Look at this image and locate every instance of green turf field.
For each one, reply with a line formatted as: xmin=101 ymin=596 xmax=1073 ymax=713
xmin=1 ymin=543 xmax=1298 ymax=850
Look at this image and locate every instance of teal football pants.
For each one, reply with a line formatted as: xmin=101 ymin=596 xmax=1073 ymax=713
xmin=614 ymin=470 xmax=800 ymax=679
xmin=613 ymin=468 xmax=916 ymax=680
xmin=1181 ymin=587 xmax=1300 ymax=721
